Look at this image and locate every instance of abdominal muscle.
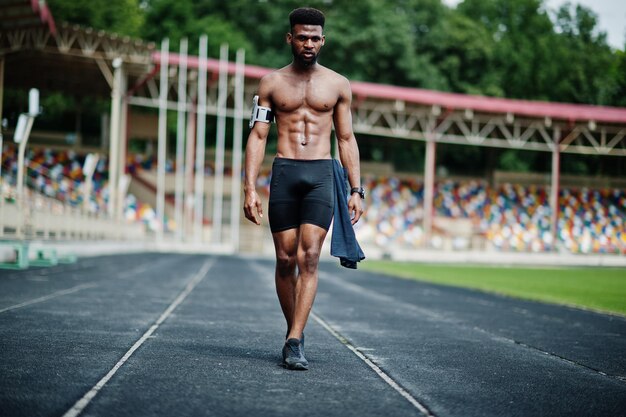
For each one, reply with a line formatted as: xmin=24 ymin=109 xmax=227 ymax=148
xmin=274 ymin=111 xmax=333 ymax=160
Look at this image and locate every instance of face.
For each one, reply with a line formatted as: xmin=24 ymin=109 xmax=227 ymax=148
xmin=287 ymin=24 xmax=325 ymax=66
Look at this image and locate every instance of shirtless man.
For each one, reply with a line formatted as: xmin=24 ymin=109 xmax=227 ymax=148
xmin=243 ymin=7 xmax=363 ymax=370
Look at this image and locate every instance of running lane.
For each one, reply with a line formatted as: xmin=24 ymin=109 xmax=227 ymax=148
xmin=2 ymin=254 xmax=624 ymax=416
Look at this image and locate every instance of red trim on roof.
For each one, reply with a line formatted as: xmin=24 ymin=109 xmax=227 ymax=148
xmin=31 ymin=0 xmax=56 ymax=35
xmin=153 ymin=51 xmax=271 ymax=81
xmin=154 ymin=52 xmax=626 ymax=125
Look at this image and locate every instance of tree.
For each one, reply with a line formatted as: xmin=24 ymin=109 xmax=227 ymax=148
xmin=426 ymin=10 xmax=502 ymax=96
xmin=47 ymin=0 xmax=144 ymax=37
xmin=550 ymin=3 xmax=617 ymax=104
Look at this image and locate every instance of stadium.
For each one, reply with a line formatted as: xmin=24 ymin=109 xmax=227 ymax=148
xmin=1 ymin=1 xmax=625 ymax=417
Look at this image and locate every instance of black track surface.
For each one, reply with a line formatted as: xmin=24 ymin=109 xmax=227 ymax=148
xmin=0 ymin=253 xmax=624 ymax=417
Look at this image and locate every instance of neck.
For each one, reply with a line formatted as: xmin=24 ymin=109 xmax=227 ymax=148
xmin=292 ymin=59 xmax=317 ymax=73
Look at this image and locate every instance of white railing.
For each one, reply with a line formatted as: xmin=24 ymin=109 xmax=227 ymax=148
xmin=0 ymin=179 xmax=145 ymax=242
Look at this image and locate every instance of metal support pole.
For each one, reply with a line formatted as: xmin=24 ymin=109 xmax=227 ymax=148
xmin=550 ymin=127 xmax=561 ymax=251
xmin=194 ymin=35 xmax=208 ymax=243
xmin=212 ymin=43 xmax=229 ymax=244
xmin=117 ymin=76 xmax=128 ymax=221
xmin=0 ymin=56 xmax=4 ymax=183
xmin=174 ymin=38 xmax=188 ymax=241
xmin=423 ymin=122 xmax=437 ymax=247
xmin=108 ymin=57 xmax=124 ymax=219
xmin=184 ymin=100 xmax=195 ymax=238
xmin=231 ymin=48 xmax=245 ymax=251
xmin=156 ymin=38 xmax=169 ymax=242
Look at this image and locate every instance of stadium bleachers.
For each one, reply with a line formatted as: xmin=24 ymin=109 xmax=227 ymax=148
xmin=3 ymin=144 xmax=625 ymax=254
xmin=362 ymin=176 xmax=626 ymax=254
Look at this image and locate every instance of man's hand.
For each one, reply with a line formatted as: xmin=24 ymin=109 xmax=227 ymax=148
xmin=244 ymin=190 xmax=264 ymax=225
xmin=348 ymin=194 xmax=364 ymax=225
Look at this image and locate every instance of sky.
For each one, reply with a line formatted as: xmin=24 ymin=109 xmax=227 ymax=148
xmin=443 ymin=0 xmax=626 ymax=50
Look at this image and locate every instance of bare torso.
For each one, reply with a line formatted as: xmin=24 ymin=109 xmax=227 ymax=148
xmin=263 ymin=64 xmax=346 ymax=159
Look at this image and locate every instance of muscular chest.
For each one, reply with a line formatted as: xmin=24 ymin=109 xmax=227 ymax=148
xmin=272 ymin=79 xmax=338 ymax=114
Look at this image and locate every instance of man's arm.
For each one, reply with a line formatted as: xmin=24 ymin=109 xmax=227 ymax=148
xmin=334 ymin=77 xmax=364 ymax=225
xmin=243 ymin=79 xmax=273 ymax=225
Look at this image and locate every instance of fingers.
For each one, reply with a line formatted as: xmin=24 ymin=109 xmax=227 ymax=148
xmin=256 ymin=199 xmax=264 ymax=220
xmin=244 ymin=193 xmax=262 ymax=225
xmin=348 ymin=196 xmax=364 ymax=225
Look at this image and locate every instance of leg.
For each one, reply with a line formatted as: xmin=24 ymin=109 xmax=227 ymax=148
xmin=272 ymin=228 xmax=298 ymax=335
xmin=287 ymin=223 xmax=328 ymax=341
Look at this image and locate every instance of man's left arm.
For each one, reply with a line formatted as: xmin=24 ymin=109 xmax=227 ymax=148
xmin=334 ymin=77 xmax=364 ymax=225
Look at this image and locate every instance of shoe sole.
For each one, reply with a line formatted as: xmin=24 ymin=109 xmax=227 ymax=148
xmin=285 ymin=362 xmax=309 ymax=371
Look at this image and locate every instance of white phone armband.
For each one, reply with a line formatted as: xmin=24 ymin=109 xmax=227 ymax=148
xmin=249 ymin=95 xmax=274 ymax=128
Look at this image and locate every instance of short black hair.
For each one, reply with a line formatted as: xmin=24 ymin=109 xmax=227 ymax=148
xmin=289 ymin=7 xmax=325 ymax=30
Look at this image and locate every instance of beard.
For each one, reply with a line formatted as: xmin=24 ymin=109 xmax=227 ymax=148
xmin=292 ymin=44 xmax=319 ymax=67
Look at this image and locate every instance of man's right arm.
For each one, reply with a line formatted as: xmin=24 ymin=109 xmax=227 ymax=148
xmin=243 ymin=78 xmax=273 ymax=225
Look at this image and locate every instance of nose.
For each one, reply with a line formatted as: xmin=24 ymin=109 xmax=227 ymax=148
xmin=304 ymin=39 xmax=313 ymax=48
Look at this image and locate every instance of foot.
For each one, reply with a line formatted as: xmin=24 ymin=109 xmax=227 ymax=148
xmin=282 ymin=338 xmax=308 ymax=370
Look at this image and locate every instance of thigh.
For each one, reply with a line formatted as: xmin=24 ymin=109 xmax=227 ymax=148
xmin=272 ymin=228 xmax=299 ymax=259
xmin=301 ymin=162 xmax=334 ymax=231
xmin=268 ymin=163 xmax=300 ymax=233
xmin=297 ymin=223 xmax=328 ymax=258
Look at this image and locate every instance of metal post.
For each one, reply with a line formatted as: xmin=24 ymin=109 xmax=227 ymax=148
xmin=108 ymin=57 xmax=123 ymax=219
xmin=212 ymin=43 xmax=229 ymax=244
xmin=174 ymin=38 xmax=188 ymax=241
xmin=184 ymin=100 xmax=195 ymax=238
xmin=0 ymin=56 xmax=4 ymax=183
xmin=117 ymin=75 xmax=128 ymax=221
xmin=550 ymin=127 xmax=561 ymax=251
xmin=231 ymin=48 xmax=245 ymax=251
xmin=156 ymin=38 xmax=169 ymax=242
xmin=423 ymin=120 xmax=437 ymax=247
xmin=194 ymin=35 xmax=208 ymax=243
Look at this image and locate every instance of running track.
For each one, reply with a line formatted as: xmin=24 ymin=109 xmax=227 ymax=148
xmin=0 ymin=253 xmax=624 ymax=417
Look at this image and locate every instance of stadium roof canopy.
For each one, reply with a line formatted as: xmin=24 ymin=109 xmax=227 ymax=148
xmin=159 ymin=52 xmax=626 ymax=126
xmin=0 ymin=0 xmax=154 ymax=98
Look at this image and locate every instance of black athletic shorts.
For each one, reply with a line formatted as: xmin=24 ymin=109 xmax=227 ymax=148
xmin=268 ymin=157 xmax=335 ymax=233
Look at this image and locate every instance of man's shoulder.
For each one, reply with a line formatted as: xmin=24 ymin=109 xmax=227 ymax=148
xmin=318 ymin=65 xmax=348 ymax=82
xmin=319 ymin=66 xmax=351 ymax=94
xmin=259 ymin=67 xmax=291 ymax=86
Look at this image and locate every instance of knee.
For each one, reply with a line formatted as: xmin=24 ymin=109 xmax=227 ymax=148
xmin=298 ymin=246 xmax=320 ymax=274
xmin=275 ymin=252 xmax=296 ymax=277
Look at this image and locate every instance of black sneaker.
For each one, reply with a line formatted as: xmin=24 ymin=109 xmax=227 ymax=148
xmin=282 ymin=338 xmax=308 ymax=370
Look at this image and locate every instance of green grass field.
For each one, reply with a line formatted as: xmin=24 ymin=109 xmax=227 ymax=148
xmin=362 ymin=261 xmax=626 ymax=316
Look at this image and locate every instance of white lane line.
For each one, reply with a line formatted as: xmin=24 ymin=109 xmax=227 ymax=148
xmin=0 ymin=283 xmax=98 ymax=314
xmin=311 ymin=311 xmax=435 ymax=417
xmin=320 ymin=271 xmax=626 ymax=382
xmin=61 ymin=258 xmax=216 ymax=417
xmin=249 ymin=261 xmax=435 ymax=416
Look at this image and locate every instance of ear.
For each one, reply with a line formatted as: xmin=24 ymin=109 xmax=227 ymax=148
xmin=286 ymin=32 xmax=292 ymax=45
xmin=321 ymin=35 xmax=326 ymax=46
